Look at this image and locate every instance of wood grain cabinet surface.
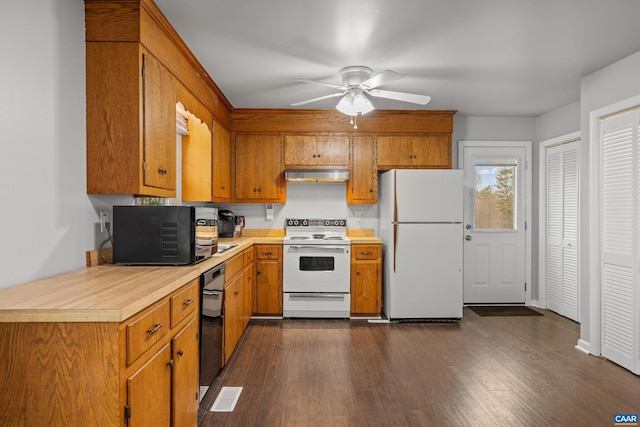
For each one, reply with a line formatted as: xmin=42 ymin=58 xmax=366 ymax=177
xmin=0 ymin=278 xmax=200 ymax=427
xmin=254 ymin=245 xmax=283 ymax=315
xmin=86 ymin=43 xmax=177 ymax=197
xmin=234 ymin=134 xmax=286 ymax=202
xmin=284 ymin=135 xmax=350 ymax=167
xmin=351 ymin=244 xmax=382 ymax=316
xmin=377 ymin=135 xmax=451 ymax=169
xmin=348 ymin=135 xmax=378 ymax=204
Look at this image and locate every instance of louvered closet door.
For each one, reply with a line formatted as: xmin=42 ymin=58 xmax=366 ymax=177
xmin=546 ymin=141 xmax=579 ymax=321
xmin=600 ymin=109 xmax=638 ymax=374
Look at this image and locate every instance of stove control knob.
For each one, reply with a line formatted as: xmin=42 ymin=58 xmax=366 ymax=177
xmin=302 ymin=219 xmax=308 ymax=226
xmin=339 ymin=220 xmax=345 ymax=226
xmin=294 ymin=220 xmax=299 ymax=226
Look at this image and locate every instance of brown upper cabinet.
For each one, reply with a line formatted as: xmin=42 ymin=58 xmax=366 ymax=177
xmin=348 ymin=135 xmax=377 ymax=204
xmin=180 ymin=82 xmax=231 ymax=203
xmin=376 ymin=135 xmax=451 ymax=169
xmin=86 ymin=44 xmax=176 ymax=196
xmin=85 ymin=0 xmax=233 ymax=197
xmin=234 ymin=134 xmax=286 ymax=203
xmin=212 ymin=122 xmax=232 ymax=201
xmin=284 ymin=135 xmax=350 ymax=168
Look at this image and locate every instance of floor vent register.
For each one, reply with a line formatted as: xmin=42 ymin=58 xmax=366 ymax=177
xmin=210 ymin=386 xmax=243 ymax=412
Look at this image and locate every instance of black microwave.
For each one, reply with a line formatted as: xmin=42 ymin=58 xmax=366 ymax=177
xmin=113 ymin=206 xmax=213 ymax=265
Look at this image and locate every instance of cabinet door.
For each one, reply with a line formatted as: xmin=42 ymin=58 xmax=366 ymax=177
xmin=255 ymin=260 xmax=282 ymax=315
xmin=213 ymin=121 xmax=231 ymax=201
xmin=127 ymin=343 xmax=172 ymax=427
xmin=376 ymin=136 xmax=413 ymax=168
xmin=235 ymin=134 xmax=284 ymax=202
xmin=316 ymin=136 xmax=350 ymax=166
xmin=284 ymin=135 xmax=316 ymax=166
xmin=171 ymin=318 xmax=199 ymax=427
xmin=351 ymin=262 xmax=380 ymax=314
xmin=143 ymin=52 xmax=176 ymax=191
xmin=348 ymin=135 xmax=377 ymax=204
xmin=243 ymin=264 xmax=254 ymax=329
xmin=224 ymin=275 xmax=243 ymax=362
xmin=412 ymin=136 xmax=451 ymax=168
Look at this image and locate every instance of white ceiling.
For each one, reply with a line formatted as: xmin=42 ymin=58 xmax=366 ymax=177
xmin=154 ymin=0 xmax=640 ymax=117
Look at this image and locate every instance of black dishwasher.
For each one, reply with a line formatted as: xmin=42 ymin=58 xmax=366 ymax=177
xmin=200 ymin=263 xmax=225 ymax=391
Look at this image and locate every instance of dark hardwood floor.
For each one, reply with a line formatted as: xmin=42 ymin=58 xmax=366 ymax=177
xmin=199 ymin=308 xmax=640 ymax=427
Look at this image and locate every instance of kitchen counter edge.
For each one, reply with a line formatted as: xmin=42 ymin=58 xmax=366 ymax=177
xmin=0 ymin=236 xmax=276 ymax=323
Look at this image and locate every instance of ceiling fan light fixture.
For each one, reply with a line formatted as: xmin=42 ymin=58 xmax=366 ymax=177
xmin=335 ymin=91 xmax=374 ymax=117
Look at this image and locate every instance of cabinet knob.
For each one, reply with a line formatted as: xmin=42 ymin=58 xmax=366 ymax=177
xmin=234 ymin=290 xmax=239 ymax=296
xmin=257 ymin=271 xmax=261 ymax=275
xmin=356 ymin=271 xmax=360 ymax=275
xmin=221 ymin=185 xmax=226 ymax=190
xmin=369 ymin=189 xmax=373 ymax=192
xmin=312 ymin=154 xmax=317 ymax=158
xmin=183 ymin=298 xmax=194 ymax=308
xmin=158 ymin=168 xmax=168 ymax=174
xmin=177 ymin=349 xmax=184 ymax=356
xmin=166 ymin=359 xmax=174 ymax=368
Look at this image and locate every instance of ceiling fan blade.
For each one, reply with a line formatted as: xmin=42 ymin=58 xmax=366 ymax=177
xmin=366 ymin=89 xmax=431 ymax=105
xmin=360 ymin=70 xmax=403 ymax=90
xmin=291 ymin=92 xmax=345 ymax=107
xmin=293 ymin=78 xmax=346 ymax=90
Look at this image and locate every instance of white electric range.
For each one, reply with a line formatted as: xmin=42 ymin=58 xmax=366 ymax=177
xmin=282 ymin=218 xmax=351 ymax=318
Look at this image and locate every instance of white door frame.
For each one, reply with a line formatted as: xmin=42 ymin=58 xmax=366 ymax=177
xmin=537 ymin=131 xmax=581 ymax=311
xmin=588 ymin=93 xmax=640 ymax=358
xmin=458 ymin=140 xmax=533 ymax=305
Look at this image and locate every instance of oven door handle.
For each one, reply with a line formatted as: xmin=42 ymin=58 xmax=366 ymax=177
xmin=287 ymin=245 xmax=347 ymax=250
xmin=202 ymin=289 xmax=222 ymax=296
xmin=288 ymin=293 xmax=346 ymax=299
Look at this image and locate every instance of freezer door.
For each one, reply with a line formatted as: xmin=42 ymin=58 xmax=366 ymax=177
xmin=395 ymin=170 xmax=463 ymax=223
xmin=383 ymin=223 xmax=463 ymax=319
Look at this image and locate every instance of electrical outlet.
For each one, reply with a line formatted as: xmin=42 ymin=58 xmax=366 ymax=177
xmin=100 ymin=211 xmax=109 ymax=232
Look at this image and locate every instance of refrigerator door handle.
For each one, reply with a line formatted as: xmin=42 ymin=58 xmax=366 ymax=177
xmin=393 ymin=222 xmax=398 ymax=272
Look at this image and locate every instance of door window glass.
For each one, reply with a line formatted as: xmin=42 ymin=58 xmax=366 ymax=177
xmin=474 ymin=163 xmax=517 ymax=230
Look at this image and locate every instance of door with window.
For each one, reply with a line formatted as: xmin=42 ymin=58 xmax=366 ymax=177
xmin=461 ymin=145 xmax=528 ymax=304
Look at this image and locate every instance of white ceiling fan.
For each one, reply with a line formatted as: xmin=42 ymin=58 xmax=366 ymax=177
xmin=292 ymin=66 xmax=431 ymax=128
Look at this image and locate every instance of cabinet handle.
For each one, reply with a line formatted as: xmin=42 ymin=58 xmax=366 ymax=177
xmin=147 ymin=323 xmax=163 ymax=336
xmin=158 ymin=168 xmax=168 ymax=174
xmin=360 ymin=251 xmax=372 ymax=255
xmin=177 ymin=349 xmax=184 ymax=356
xmin=234 ymin=290 xmax=239 ymax=296
xmin=183 ymin=298 xmax=194 ymax=308
xmin=166 ymin=359 xmax=174 ymax=368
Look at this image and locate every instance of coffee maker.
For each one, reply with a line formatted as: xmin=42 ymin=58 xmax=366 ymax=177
xmin=219 ymin=210 xmax=245 ymax=238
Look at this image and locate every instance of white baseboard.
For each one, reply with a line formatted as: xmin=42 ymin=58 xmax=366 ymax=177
xmin=575 ymin=339 xmax=591 ymax=354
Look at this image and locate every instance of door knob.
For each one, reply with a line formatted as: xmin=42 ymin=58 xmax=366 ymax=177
xmin=465 ymin=235 xmax=472 ymax=241
xmin=465 ymin=224 xmax=472 ymax=230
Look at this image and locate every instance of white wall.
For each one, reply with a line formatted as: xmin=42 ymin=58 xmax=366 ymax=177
xmin=0 ymin=1 xmax=105 ymax=289
xmin=578 ymin=50 xmax=640 ymax=353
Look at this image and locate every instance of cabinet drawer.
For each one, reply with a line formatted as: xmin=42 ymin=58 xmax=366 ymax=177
xmin=170 ymin=278 xmax=199 ymax=328
xmin=243 ymin=247 xmax=254 ymax=265
xmin=255 ymin=245 xmax=281 ymax=260
xmin=353 ymin=245 xmax=380 ymax=260
xmin=226 ymin=253 xmax=244 ymax=283
xmin=126 ymin=300 xmax=170 ymax=365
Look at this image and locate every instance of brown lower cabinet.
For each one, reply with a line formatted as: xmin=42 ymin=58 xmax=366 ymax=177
xmin=351 ymin=244 xmax=382 ymax=316
xmin=0 ymin=278 xmax=200 ymax=427
xmin=223 ymin=247 xmax=254 ymax=364
xmin=253 ymin=244 xmax=283 ymax=315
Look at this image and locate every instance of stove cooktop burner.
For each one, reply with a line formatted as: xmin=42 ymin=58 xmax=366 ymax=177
xmin=284 ymin=217 xmax=349 ymax=244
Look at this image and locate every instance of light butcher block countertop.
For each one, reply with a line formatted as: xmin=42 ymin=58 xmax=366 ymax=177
xmin=0 ymin=230 xmax=380 ymax=323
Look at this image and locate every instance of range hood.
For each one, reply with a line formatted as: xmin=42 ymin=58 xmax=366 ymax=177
xmin=285 ymin=169 xmax=350 ymax=182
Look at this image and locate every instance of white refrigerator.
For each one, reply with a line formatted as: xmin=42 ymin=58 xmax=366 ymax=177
xmin=379 ymin=169 xmax=464 ymax=320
